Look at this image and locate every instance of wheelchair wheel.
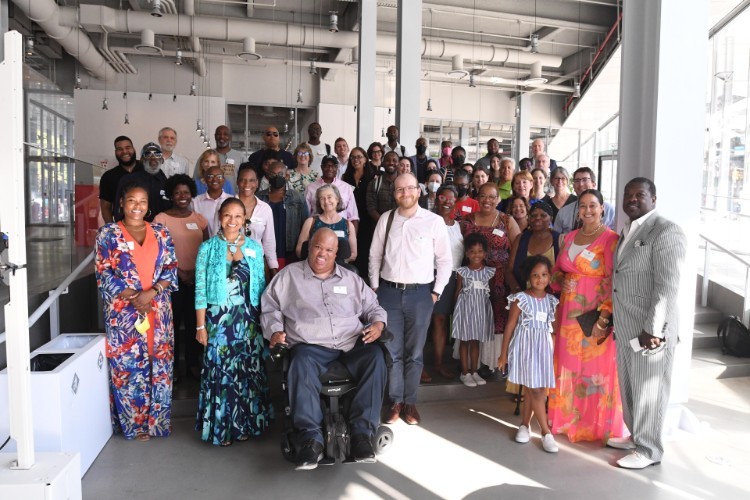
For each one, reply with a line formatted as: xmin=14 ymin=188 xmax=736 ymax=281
xmin=280 ymin=434 xmax=296 ymax=463
xmin=373 ymin=426 xmax=394 ymax=455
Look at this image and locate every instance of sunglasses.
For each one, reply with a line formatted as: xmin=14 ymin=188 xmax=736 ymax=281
xmin=296 ymin=151 xmax=310 ymax=157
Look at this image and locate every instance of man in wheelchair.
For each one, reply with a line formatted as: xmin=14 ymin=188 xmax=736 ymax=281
xmin=261 ymin=228 xmax=388 ymax=470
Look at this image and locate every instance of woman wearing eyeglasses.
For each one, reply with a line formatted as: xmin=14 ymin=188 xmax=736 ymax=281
xmin=288 ymin=143 xmax=319 ymax=194
xmin=342 ymin=146 xmax=376 ymax=279
xmin=366 ymin=142 xmax=384 ymax=172
xmin=195 ymin=149 xmax=234 ymax=196
xmin=542 ymin=166 xmax=576 ymax=223
xmin=193 ymin=165 xmax=233 ymax=237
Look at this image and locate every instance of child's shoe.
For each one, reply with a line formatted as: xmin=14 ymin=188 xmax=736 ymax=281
xmin=515 ymin=425 xmax=530 ymax=443
xmin=471 ymin=372 xmax=487 ymax=386
xmin=542 ymin=433 xmax=559 ymax=453
xmin=460 ymin=373 xmax=477 ymax=387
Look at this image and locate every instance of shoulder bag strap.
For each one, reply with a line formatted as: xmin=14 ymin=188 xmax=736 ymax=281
xmin=379 ymin=210 xmax=397 ymax=272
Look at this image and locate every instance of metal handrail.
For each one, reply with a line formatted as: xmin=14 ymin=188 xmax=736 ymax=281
xmin=699 ymin=233 xmax=750 ymax=324
xmin=0 ymin=250 xmax=95 ymax=345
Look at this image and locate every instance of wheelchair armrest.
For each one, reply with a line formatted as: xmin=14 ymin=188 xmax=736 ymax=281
xmin=270 ymin=343 xmax=289 ymax=362
xmin=377 ymin=329 xmax=393 ymax=343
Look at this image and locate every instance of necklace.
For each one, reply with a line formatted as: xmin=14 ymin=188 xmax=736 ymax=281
xmin=581 ymin=223 xmax=603 ymax=237
xmin=219 ymin=230 xmax=242 ymax=254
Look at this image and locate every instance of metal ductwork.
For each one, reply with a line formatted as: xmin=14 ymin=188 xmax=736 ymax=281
xmin=12 ymin=0 xmax=112 ymax=81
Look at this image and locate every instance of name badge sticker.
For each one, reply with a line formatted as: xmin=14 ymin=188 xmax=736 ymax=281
xmin=492 ymin=228 xmax=505 ymax=238
xmin=333 ymin=286 xmax=347 ymax=294
xmin=243 ymin=248 xmax=256 ymax=258
xmin=226 ymin=158 xmax=235 ymax=165
xmin=250 ymin=217 xmax=265 ymax=225
xmin=535 ymin=311 xmax=547 ymax=322
xmin=126 ymin=241 xmax=135 ymax=250
xmin=581 ymin=249 xmax=596 ymax=261
xmin=186 ymin=222 xmax=199 ymax=230
xmin=461 ymin=205 xmax=472 ymax=213
xmin=333 ymin=230 xmax=346 ymax=238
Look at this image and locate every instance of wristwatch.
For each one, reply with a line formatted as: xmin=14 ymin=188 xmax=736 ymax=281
xmin=431 ymin=291 xmax=441 ymax=301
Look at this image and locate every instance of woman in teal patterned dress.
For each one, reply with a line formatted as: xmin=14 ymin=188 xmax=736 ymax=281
xmin=194 ymin=198 xmax=273 ymax=446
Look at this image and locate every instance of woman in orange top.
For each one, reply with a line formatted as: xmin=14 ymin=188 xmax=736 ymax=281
xmin=95 ymin=182 xmax=178 ymax=441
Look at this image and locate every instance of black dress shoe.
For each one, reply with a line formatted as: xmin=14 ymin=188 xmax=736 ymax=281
xmin=350 ymin=434 xmax=376 ymax=463
xmin=295 ymin=439 xmax=324 ymax=471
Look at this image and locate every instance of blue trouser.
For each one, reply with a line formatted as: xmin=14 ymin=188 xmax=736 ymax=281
xmin=377 ymin=285 xmax=434 ymax=404
xmin=288 ymin=342 xmax=387 ymax=445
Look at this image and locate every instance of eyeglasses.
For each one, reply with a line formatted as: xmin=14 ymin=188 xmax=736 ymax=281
xmin=552 ymin=177 xmax=567 ymax=182
xmin=296 ymin=151 xmax=310 ymax=157
xmin=265 ymin=132 xmax=279 ymax=137
xmin=205 ymin=174 xmax=225 ymax=180
xmin=394 ymin=186 xmax=420 ymax=194
xmin=371 ymin=150 xmax=383 ymax=155
xmin=143 ymin=151 xmax=162 ymax=158
xmin=573 ymin=177 xmax=592 ymax=184
xmin=350 ymin=155 xmax=365 ymax=160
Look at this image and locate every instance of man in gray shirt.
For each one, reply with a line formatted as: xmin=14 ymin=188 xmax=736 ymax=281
xmin=261 ymin=228 xmax=388 ymax=470
xmin=553 ymin=167 xmax=616 ymax=234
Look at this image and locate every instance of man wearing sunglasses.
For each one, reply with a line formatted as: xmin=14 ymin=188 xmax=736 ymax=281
xmin=247 ymin=125 xmax=296 ymax=178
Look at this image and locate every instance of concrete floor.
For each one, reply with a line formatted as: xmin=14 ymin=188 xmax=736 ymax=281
xmin=81 ymin=375 xmax=750 ymax=500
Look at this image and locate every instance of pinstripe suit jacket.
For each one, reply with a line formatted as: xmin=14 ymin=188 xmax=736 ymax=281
xmin=612 ymin=211 xmax=687 ymax=341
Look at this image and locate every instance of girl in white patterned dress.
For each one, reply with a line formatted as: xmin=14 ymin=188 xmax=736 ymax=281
xmin=499 ymin=255 xmax=560 ymax=453
xmin=452 ymin=233 xmax=495 ymax=387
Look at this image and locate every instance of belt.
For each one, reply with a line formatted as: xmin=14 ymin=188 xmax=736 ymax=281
xmin=381 ymin=279 xmax=430 ymax=290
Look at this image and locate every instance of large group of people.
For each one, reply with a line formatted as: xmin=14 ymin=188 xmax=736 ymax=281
xmin=94 ymin=126 xmax=686 ymax=472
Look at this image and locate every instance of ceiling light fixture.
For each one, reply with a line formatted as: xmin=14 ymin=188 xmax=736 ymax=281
xmin=289 ymin=109 xmax=295 ymax=120
xmin=25 ymin=37 xmax=34 ymax=56
xmin=175 ymin=49 xmax=183 ymax=65
xmin=190 ymin=83 xmax=197 ymax=96
xmin=309 ymin=59 xmax=317 ymax=75
xmin=469 ymin=74 xmax=476 ymax=88
xmin=150 ymin=0 xmax=163 ymax=17
xmin=124 ymin=114 xmax=130 ymax=125
xmin=74 ymin=75 xmax=82 ymax=90
xmin=427 ymin=98 xmax=433 ymax=112
xmin=102 ymin=98 xmax=109 ymax=110
xmin=237 ymin=37 xmax=261 ymax=61
xmin=573 ymin=81 xmax=581 ymax=98
xmin=173 ymin=94 xmax=177 ymax=102
xmin=196 ymin=120 xmax=202 ymax=132
xmin=530 ymin=34 xmax=539 ymax=54
xmin=514 ymin=104 xmax=520 ymax=118
xmin=328 ymin=12 xmax=339 ymax=33
xmin=297 ymin=89 xmax=303 ymax=103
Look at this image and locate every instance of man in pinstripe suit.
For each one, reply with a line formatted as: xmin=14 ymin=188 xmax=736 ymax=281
xmin=609 ymin=178 xmax=687 ymax=469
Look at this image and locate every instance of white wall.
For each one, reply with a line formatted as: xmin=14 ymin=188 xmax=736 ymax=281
xmin=74 ymin=89 xmax=225 ymax=169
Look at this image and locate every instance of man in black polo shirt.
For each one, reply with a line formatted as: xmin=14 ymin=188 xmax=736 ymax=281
xmin=99 ymin=136 xmax=143 ymax=223
xmin=112 ymin=142 xmax=171 ymax=222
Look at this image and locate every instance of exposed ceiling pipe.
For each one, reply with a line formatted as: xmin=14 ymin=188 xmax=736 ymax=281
xmin=62 ymin=5 xmax=563 ymax=69
xmin=12 ymin=0 xmax=111 ymax=80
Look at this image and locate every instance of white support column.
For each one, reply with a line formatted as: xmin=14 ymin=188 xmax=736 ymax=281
xmin=515 ymin=93 xmax=531 ymax=163
xmin=617 ymin=0 xmax=708 ymax=411
xmin=356 ymin=0 xmax=376 ymax=146
xmin=0 ymin=30 xmax=34 ymax=469
xmin=395 ymin=0 xmax=422 ymax=150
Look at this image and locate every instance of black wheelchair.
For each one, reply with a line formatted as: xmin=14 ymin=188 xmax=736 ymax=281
xmin=271 ymin=341 xmax=394 ymax=465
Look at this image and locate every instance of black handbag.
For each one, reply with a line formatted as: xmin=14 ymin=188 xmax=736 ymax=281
xmin=717 ymin=316 xmax=750 ymax=357
xmin=576 ymin=309 xmax=613 ymax=345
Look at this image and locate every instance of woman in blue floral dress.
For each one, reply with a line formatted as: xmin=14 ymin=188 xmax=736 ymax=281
xmin=194 ymin=198 xmax=274 ymax=446
xmin=95 ymin=183 xmax=178 ymax=441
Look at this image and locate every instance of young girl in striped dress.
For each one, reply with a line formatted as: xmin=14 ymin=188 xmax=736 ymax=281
xmin=452 ymin=233 xmax=495 ymax=388
xmin=498 ymin=255 xmax=560 ymax=453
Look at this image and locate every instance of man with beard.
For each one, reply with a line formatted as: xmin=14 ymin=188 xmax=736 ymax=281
xmin=99 ymin=135 xmax=143 ymax=223
xmin=304 ymin=155 xmax=359 ymax=230
xmin=609 ymin=178 xmax=686 ymax=469
xmin=366 ymin=151 xmax=399 ymax=223
xmin=246 ymin=125 xmax=296 ymax=177
xmin=474 ymin=138 xmax=501 ymax=171
xmin=113 ymin=142 xmax=171 ymax=222
xmin=157 ymin=127 xmax=189 ymax=177
xmin=305 ymin=122 xmax=330 ymax=177
xmin=192 ymin=125 xmax=246 ymax=194
xmin=369 ymin=173 xmax=451 ymax=426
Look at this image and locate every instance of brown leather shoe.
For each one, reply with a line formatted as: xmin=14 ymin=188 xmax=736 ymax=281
xmin=401 ymin=404 xmax=421 ymax=425
xmin=384 ymin=403 xmax=403 ymax=424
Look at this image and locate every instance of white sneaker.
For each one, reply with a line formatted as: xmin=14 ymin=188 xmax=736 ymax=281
xmin=471 ymin=372 xmax=487 ymax=386
xmin=617 ymin=451 xmax=659 ymax=469
xmin=515 ymin=425 xmax=530 ymax=443
xmin=460 ymin=373 xmax=477 ymax=387
xmin=542 ymin=433 xmax=559 ymax=453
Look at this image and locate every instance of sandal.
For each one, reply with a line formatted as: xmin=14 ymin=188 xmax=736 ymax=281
xmin=220 ymin=441 xmax=232 ymax=447
xmin=135 ymin=433 xmax=151 ymax=442
xmin=420 ymin=369 xmax=432 ymax=383
xmin=237 ymin=436 xmax=249 ymax=442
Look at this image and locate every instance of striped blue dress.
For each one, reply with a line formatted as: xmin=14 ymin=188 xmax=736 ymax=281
xmin=451 ymin=266 xmax=495 ymax=342
xmin=506 ymin=292 xmax=559 ymax=389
